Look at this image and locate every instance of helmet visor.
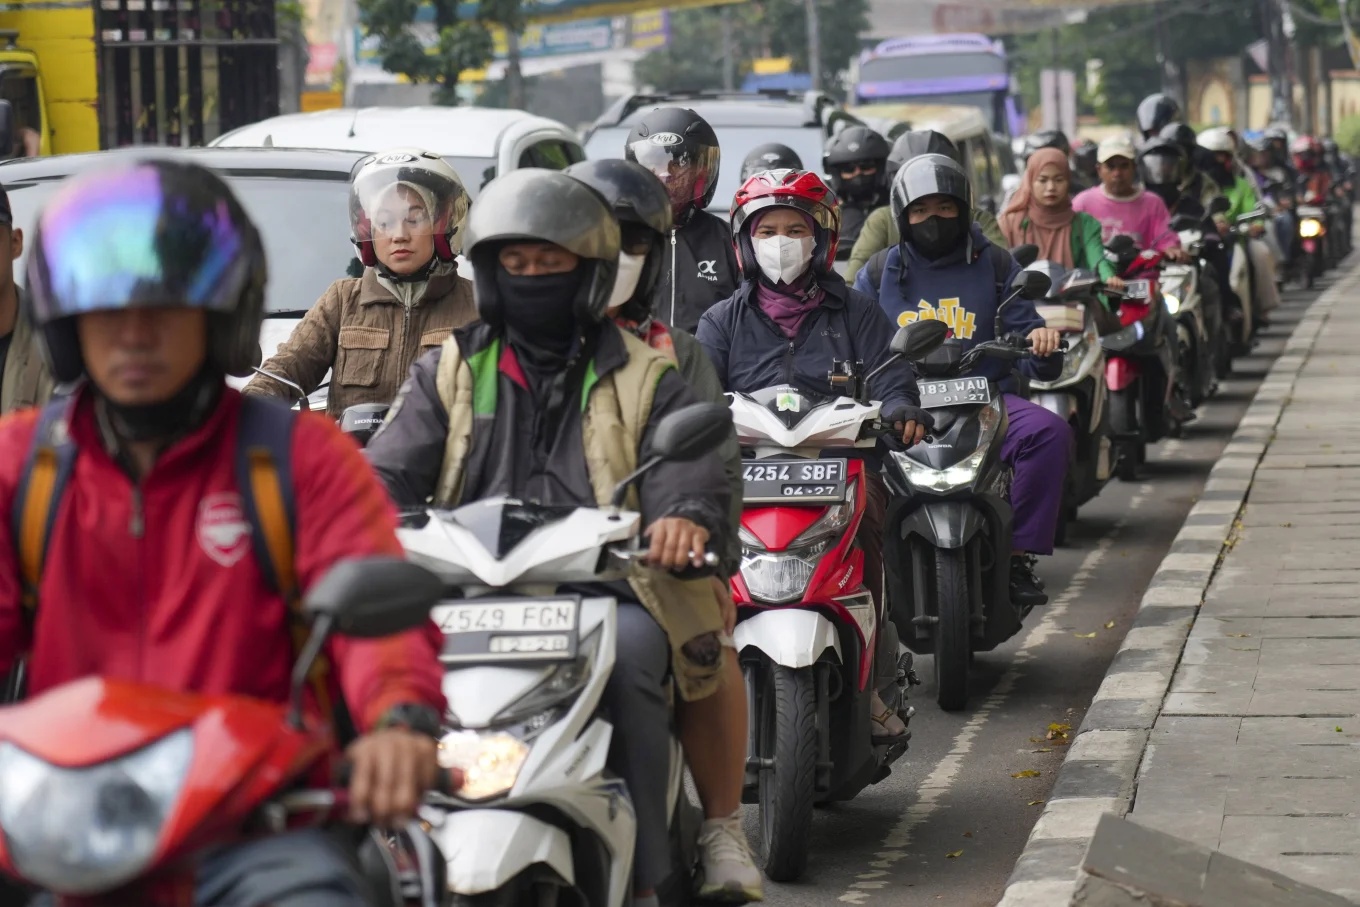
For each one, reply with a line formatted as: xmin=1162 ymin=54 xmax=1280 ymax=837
xmin=29 ymin=163 xmax=255 ymax=322
xmin=627 ymin=140 xmax=720 ymax=212
xmin=1139 ymin=154 xmax=1181 ymax=187
xmin=352 ymin=172 xmax=445 ymax=241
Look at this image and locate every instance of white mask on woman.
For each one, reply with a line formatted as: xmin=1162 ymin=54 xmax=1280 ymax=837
xmin=606 ymin=251 xmax=648 ymax=311
xmin=753 ymin=235 xmax=815 ymax=285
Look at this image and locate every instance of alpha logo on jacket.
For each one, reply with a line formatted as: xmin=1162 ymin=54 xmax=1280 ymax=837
xmin=197 ymin=493 xmax=253 ymax=567
xmin=696 ymin=260 xmax=718 ymax=280
xmin=896 ymin=298 xmax=978 ymax=339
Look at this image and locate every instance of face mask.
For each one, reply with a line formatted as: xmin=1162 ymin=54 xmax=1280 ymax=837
xmin=494 ymin=269 xmax=582 ymax=355
xmin=606 ymin=252 xmax=647 ymax=312
xmin=907 ymin=215 xmax=966 ymax=261
xmin=842 ymin=173 xmax=881 ymax=204
xmin=753 ymin=235 xmax=815 ymax=285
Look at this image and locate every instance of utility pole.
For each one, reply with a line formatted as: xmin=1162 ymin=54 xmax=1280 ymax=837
xmin=804 ymin=0 xmax=821 ymax=91
xmin=1153 ymin=0 xmax=1180 ymax=104
xmin=506 ymin=30 xmax=526 ymax=109
xmin=721 ymin=5 xmax=735 ymax=91
xmin=1260 ymin=0 xmax=1289 ymax=124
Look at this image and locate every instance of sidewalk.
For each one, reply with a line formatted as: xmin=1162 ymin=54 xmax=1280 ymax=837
xmin=1000 ymin=260 xmax=1360 ymax=906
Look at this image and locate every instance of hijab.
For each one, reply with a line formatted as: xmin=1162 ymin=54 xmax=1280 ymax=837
xmin=1001 ymin=147 xmax=1076 ymax=267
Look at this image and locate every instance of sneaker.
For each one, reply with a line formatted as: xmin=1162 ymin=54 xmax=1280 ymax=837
xmin=695 ymin=811 xmax=764 ymax=903
xmin=1009 ymin=554 xmax=1049 ymax=608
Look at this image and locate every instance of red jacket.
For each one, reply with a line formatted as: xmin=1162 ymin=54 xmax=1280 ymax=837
xmin=0 ymin=388 xmax=445 ymax=733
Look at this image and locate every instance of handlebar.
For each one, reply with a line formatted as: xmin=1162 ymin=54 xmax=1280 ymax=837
xmin=266 ymin=767 xmax=463 ymax=831
xmin=609 ymin=545 xmax=720 ymax=572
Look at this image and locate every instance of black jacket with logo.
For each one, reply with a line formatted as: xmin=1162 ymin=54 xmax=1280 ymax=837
xmin=652 ymin=209 xmax=740 ymax=334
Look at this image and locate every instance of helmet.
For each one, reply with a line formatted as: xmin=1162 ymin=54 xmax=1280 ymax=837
xmin=886 ymin=130 xmax=961 ymax=182
xmin=1136 ymin=93 xmax=1182 ymax=138
xmin=891 ymin=154 xmax=973 ymax=230
xmin=822 ymin=125 xmax=892 ymax=202
xmin=1160 ymin=122 xmax=1198 ymax=156
xmin=27 ymin=158 xmax=266 ymax=382
xmin=1322 ymin=137 xmax=1340 ymax=155
xmin=349 ymin=147 xmax=470 ymax=270
xmin=1023 ymin=129 xmax=1071 ymax=160
xmin=729 ymin=169 xmax=841 ymax=280
xmin=624 ymin=107 xmax=722 ymax=221
xmin=1072 ymin=138 xmax=1098 ymax=175
xmin=740 ymin=143 xmax=804 ymax=180
xmin=463 ymin=168 xmax=620 ymax=329
xmin=564 ymin=158 xmax=673 ymax=321
xmin=1292 ymin=135 xmax=1323 ymax=171
xmin=1137 ymin=137 xmax=1188 ymax=205
xmin=1197 ymin=126 xmax=1236 ymax=155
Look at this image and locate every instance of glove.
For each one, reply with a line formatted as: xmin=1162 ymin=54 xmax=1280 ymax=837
xmin=882 ymin=404 xmax=934 ymax=433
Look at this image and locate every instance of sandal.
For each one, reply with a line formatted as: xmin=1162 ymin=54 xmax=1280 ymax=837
xmin=870 ymin=690 xmax=908 ymax=742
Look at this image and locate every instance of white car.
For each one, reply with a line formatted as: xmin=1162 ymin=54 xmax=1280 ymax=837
xmin=210 ymin=106 xmax=585 ymax=197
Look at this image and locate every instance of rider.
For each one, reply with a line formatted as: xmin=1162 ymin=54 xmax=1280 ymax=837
xmin=563 ymin=157 xmax=763 ymax=903
xmin=1136 ymin=92 xmax=1182 ymax=141
xmin=823 ymin=124 xmax=893 ymax=253
xmin=1160 ymin=122 xmax=1225 ymax=212
xmin=741 ymin=142 xmax=803 ymax=180
xmin=1021 ymin=130 xmax=1092 ymax=193
xmin=1293 ymin=135 xmax=1332 ymax=205
xmin=1199 ymin=127 xmax=1281 ymax=330
xmin=245 ymin=148 xmax=476 ymax=417
xmin=696 ymin=168 xmax=928 ymax=740
xmin=363 ymin=168 xmax=732 ymax=907
xmin=624 ymin=107 xmax=739 ymax=333
xmin=0 ymin=183 xmax=54 ymax=414
xmin=1072 ymin=138 xmax=1099 ymax=191
xmin=845 ymin=129 xmax=1006 ymax=282
xmin=853 ymin=154 xmax=1069 ymax=605
xmin=0 ymin=159 xmax=445 ymax=902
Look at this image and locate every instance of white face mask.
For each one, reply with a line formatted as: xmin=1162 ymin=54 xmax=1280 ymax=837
xmin=607 ymin=252 xmax=647 ymax=312
xmin=753 ymin=234 xmax=815 ymax=285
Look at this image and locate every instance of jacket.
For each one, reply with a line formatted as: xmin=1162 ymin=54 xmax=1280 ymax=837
xmin=0 ymin=387 xmax=445 ymax=731
xmin=846 ymin=205 xmax=1006 ymax=282
xmin=1000 ymin=210 xmax=1119 ymax=290
xmin=695 ymin=273 xmax=920 ymax=413
xmin=0 ymin=290 xmax=55 ymax=414
xmin=856 ymin=225 xmax=1061 ymax=389
xmin=245 ymin=268 xmax=477 ymax=419
xmin=654 ymin=210 xmax=740 ymax=334
xmin=1222 ymin=173 xmax=1262 ymax=223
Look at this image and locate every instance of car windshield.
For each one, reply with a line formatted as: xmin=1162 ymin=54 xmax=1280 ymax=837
xmin=5 ymin=173 xmax=355 ymax=314
xmin=586 ymin=125 xmax=829 ymax=215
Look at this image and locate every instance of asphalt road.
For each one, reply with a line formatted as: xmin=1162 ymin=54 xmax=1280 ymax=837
xmin=742 ymin=272 xmax=1328 ymax=907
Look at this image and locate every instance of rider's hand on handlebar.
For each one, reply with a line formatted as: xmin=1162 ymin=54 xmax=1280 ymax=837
xmin=1027 ymin=327 xmax=1063 ymax=358
xmin=345 ymin=726 xmax=439 ymax=828
xmin=1104 ymin=275 xmax=1126 ymax=292
xmin=884 ymin=404 xmax=933 ymax=448
xmin=1164 ymin=246 xmax=1192 ymax=263
xmin=645 ymin=517 xmax=711 ymax=570
xmin=1248 ymin=222 xmax=1266 ymax=238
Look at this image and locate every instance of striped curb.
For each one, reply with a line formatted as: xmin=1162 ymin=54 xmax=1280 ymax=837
xmin=995 ymin=261 xmax=1359 ymax=907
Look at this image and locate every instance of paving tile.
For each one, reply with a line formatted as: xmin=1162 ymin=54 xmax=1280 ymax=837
xmin=1169 ymin=662 xmax=1260 ymax=695
xmin=1253 ymin=662 xmax=1360 ymax=691
xmin=1245 ymin=690 xmax=1359 ymax=717
xmin=1223 ymin=776 xmax=1360 ymax=817
xmin=1238 ymin=716 xmax=1360 ymax=746
xmin=1260 ymin=638 xmax=1360 ymax=665
xmin=1149 ymin=715 xmax=1243 ymax=746
xmin=1218 ymin=815 xmax=1360 ymax=860
xmin=1180 ymin=636 xmax=1262 ymax=666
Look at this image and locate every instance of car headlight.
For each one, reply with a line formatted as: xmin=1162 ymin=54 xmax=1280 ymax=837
xmin=437 ymin=730 xmax=530 ymax=801
xmin=1163 ymin=293 xmax=1181 ymax=314
xmin=1300 ymin=217 xmax=1324 ymax=238
xmin=0 ymin=729 xmax=193 ymax=894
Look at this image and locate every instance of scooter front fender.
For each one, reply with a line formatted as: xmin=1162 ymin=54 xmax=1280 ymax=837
xmin=1032 ymin=391 xmax=1078 ymax=423
xmin=434 ymin=810 xmax=578 ymax=896
xmin=900 ymin=500 xmax=985 ymax=550
xmin=734 ymin=608 xmax=842 ymax=669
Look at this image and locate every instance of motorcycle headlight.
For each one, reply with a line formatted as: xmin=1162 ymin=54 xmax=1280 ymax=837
xmin=1300 ymin=217 xmax=1324 ymax=238
xmin=740 ymin=539 xmax=831 ymax=604
xmin=437 ymin=731 xmax=530 ymax=801
xmin=1163 ymin=293 xmax=1181 ymax=314
xmin=892 ymin=400 xmax=1001 ymax=494
xmin=0 ymin=729 xmax=193 ymax=894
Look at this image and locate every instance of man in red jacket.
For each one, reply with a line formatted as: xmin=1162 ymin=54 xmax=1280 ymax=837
xmin=0 ymin=159 xmax=446 ymax=904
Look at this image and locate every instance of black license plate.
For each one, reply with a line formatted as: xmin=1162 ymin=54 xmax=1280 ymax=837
xmin=742 ymin=458 xmax=848 ymax=503
xmin=919 ymin=377 xmax=992 ymax=409
xmin=434 ymin=596 xmax=581 ymax=664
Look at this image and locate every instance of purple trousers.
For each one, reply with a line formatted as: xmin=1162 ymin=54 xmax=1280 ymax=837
xmin=1000 ymin=394 xmax=1072 ymax=556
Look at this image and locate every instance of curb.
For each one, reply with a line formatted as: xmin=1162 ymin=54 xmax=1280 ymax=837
xmin=995 ymin=267 xmax=1353 ymax=907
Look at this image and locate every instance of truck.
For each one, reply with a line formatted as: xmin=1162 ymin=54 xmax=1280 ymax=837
xmin=0 ymin=0 xmax=280 ymax=158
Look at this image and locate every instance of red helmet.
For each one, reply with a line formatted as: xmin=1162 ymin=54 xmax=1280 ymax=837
xmin=730 ymin=169 xmax=841 ymax=279
xmin=1292 ymin=135 xmax=1323 ymax=171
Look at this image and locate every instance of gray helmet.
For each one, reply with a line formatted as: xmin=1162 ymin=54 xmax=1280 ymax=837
xmin=464 ymin=168 xmax=621 ymax=328
xmin=891 ymin=153 xmax=973 ymax=228
xmin=887 ymin=130 xmax=961 ymax=183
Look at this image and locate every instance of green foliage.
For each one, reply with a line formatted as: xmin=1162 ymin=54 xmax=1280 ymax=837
xmin=1336 ymin=115 xmax=1360 ymax=157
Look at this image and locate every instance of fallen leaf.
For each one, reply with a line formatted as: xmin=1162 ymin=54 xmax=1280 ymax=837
xmin=1028 ymin=799 xmax=1045 ymax=806
xmin=1337 ymin=726 xmax=1344 ymax=733
xmin=962 ymin=831 xmax=974 ymax=838
xmin=1012 ymin=769 xmax=1041 ymax=778
xmin=1104 ymin=620 xmax=1116 ymax=629
xmin=1047 ymin=723 xmax=1072 ymax=742
xmin=1032 ymin=748 xmax=1052 ymax=753
xmin=1075 ymin=632 xmax=1097 ymax=638
xmin=1029 ymin=737 xmax=1046 ymax=744
xmin=1227 ymin=633 xmax=1252 ymax=638
xmin=946 ymin=850 xmax=963 ymax=859
xmin=1281 ymin=522 xmax=1293 ymax=528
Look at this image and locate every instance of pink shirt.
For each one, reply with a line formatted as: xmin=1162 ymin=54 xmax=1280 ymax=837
xmin=1072 ymin=186 xmax=1181 ymax=253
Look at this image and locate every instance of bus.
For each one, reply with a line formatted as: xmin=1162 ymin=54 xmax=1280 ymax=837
xmin=853 ymin=33 xmax=1025 ymax=138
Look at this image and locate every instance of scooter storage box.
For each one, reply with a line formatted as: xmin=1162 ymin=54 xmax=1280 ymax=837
xmin=1037 ymin=304 xmax=1084 ymax=332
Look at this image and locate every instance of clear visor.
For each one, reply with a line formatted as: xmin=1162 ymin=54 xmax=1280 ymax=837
xmin=733 ymin=196 xmax=837 ymax=237
xmin=627 ymin=141 xmax=720 ymax=210
xmin=353 ymin=179 xmax=439 ymax=239
xmin=1140 ymin=154 xmax=1181 ymax=186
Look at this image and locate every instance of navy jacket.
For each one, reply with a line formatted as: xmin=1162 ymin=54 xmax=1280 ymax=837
xmin=696 ymin=273 xmax=920 ymax=412
xmin=853 ymin=225 xmax=1062 ymax=387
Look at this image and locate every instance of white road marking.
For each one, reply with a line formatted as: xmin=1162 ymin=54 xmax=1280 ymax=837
xmin=835 ymin=487 xmax=1151 ymax=904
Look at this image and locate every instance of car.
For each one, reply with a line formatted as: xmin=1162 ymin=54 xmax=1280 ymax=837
xmin=583 ymin=90 xmax=864 ymax=214
xmin=209 ymin=107 xmax=585 ymax=197
xmin=0 ymin=146 xmax=368 ymax=403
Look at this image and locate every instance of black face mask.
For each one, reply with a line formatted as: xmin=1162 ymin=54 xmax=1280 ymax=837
xmin=495 ymin=269 xmax=583 ymax=358
xmin=907 ymin=215 xmax=967 ymax=261
xmin=96 ymin=363 xmax=223 ymax=445
xmin=841 ymin=173 xmax=881 ymax=205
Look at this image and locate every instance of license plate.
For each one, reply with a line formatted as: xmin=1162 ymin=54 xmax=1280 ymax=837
xmin=742 ymin=458 xmax=847 ymax=503
xmin=1124 ymin=279 xmax=1151 ymax=300
xmin=434 ymin=597 xmax=580 ymax=664
xmin=918 ymin=377 xmax=992 ymax=409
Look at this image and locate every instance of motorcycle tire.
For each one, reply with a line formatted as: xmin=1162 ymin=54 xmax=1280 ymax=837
xmin=933 ymin=548 xmax=971 ymax=712
xmin=1108 ymin=391 xmax=1141 ymax=482
xmin=754 ymin=663 xmax=817 ymax=882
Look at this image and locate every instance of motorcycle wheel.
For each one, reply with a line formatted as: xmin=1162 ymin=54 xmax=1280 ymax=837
xmin=933 ymin=548 xmax=971 ymax=712
xmin=1109 ymin=391 xmax=1141 ymax=482
xmin=754 ymin=663 xmax=817 ymax=882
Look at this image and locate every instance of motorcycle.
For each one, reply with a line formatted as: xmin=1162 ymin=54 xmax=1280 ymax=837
xmin=1221 ymin=209 xmax=1271 ymax=356
xmin=728 ymin=320 xmax=947 ymax=881
xmin=1025 ymin=260 xmax=1112 ymax=545
xmin=0 ymin=557 xmax=454 ymax=907
xmin=1166 ymin=212 xmax=1219 ymax=406
xmin=880 ymin=270 xmax=1055 ymax=712
xmin=1297 ymin=203 xmax=1329 ymax=289
xmin=397 ymin=402 xmax=733 ymax=907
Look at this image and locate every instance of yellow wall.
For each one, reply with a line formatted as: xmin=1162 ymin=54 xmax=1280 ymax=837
xmin=0 ymin=0 xmax=98 ymax=153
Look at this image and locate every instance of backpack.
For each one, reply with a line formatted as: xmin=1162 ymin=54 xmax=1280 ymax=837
xmin=863 ymin=240 xmax=1013 ymax=303
xmin=7 ymin=394 xmax=350 ymax=737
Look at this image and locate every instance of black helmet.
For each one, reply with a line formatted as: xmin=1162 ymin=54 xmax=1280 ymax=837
xmin=823 ymin=125 xmax=892 ymax=204
xmin=624 ymin=107 xmax=721 ymax=222
xmin=1159 ymin=122 xmax=1198 ymax=157
xmin=564 ymin=158 xmax=673 ymax=322
xmin=1023 ymin=129 xmax=1071 ymax=160
xmin=27 ymin=158 xmax=266 ymax=382
xmin=740 ymin=143 xmax=804 ymax=180
xmin=886 ymin=130 xmax=961 ymax=183
xmin=1137 ymin=137 xmax=1187 ymax=205
xmin=1136 ymin=93 xmax=1181 ymax=139
xmin=1072 ymin=138 xmax=1098 ymax=176
xmin=891 ymin=153 xmax=973 ymax=228
xmin=463 ymin=168 xmax=620 ymax=329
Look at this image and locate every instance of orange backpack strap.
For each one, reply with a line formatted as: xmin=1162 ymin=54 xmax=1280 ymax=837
xmin=11 ymin=397 xmax=78 ymax=618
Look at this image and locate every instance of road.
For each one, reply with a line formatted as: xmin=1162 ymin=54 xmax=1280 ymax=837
xmin=742 ymin=275 xmax=1326 ymax=907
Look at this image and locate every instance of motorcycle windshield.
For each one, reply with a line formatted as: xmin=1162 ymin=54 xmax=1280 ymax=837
xmin=745 ymin=385 xmax=833 ymax=430
xmin=401 ymin=499 xmax=578 ymax=561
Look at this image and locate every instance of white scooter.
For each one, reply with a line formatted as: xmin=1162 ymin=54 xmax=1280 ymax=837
xmin=400 ymin=403 xmax=732 ymax=907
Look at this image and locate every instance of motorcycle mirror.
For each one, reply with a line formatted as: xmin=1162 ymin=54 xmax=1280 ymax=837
xmin=891 ymin=320 xmax=950 ymax=360
xmin=1012 ymin=269 xmax=1052 ymax=301
xmin=1009 ymin=244 xmax=1040 ymax=268
xmin=1170 ymin=213 xmax=1202 ymax=233
xmin=1105 ymin=234 xmax=1137 ymax=256
xmin=340 ymin=403 xmax=390 ymax=447
xmin=608 ymin=402 xmax=733 ymax=510
xmin=1208 ymin=195 xmax=1232 ymax=216
xmin=303 ymin=557 xmax=443 ymax=638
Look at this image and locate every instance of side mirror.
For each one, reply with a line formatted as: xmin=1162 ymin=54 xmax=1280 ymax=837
xmin=340 ymin=403 xmax=390 ymax=447
xmin=0 ymin=100 xmax=14 ymax=160
xmin=1170 ymin=213 xmax=1201 ymax=233
xmin=651 ymin=402 xmax=733 ymax=462
xmin=1011 ymin=269 xmax=1052 ymax=301
xmin=1208 ymin=195 xmax=1231 ymax=216
xmin=304 ymin=556 xmax=443 ymax=638
xmin=1105 ymin=234 xmax=1136 ymax=256
xmin=1010 ymin=243 xmax=1040 ymax=268
xmin=891 ymin=320 xmax=950 ymax=360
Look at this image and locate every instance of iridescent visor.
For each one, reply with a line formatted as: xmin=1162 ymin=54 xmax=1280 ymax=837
xmin=29 ymin=163 xmax=253 ymax=322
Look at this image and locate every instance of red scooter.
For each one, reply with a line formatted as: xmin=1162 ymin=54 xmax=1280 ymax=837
xmin=0 ymin=557 xmax=455 ymax=907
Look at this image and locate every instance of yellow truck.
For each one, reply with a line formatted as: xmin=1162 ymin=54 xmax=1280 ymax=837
xmin=0 ymin=0 xmax=280 ymax=158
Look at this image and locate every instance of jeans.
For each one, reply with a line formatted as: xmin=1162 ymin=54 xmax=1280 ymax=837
xmin=999 ymin=394 xmax=1072 ymax=555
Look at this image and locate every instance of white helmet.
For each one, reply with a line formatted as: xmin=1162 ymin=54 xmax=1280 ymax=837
xmin=349 ymin=147 xmax=470 ymax=269
xmin=1197 ymin=127 xmax=1237 ymax=155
